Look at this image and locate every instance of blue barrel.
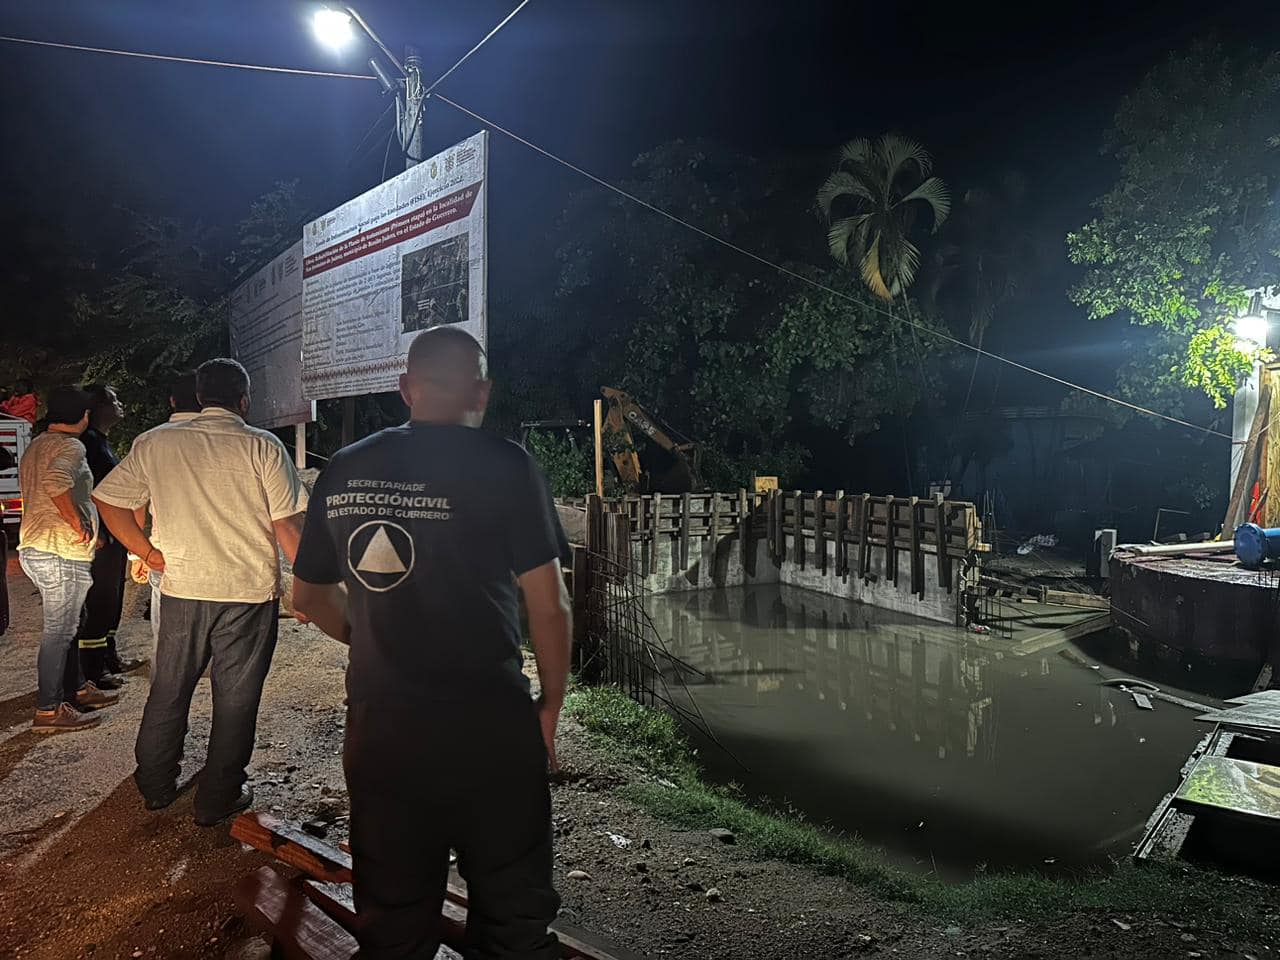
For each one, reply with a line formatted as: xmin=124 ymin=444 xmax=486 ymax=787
xmin=1233 ymin=522 xmax=1280 ymax=569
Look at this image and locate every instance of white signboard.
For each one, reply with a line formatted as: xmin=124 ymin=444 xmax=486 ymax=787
xmin=229 ymin=240 xmax=315 ymax=429
xmin=301 ymin=131 xmax=488 ymax=400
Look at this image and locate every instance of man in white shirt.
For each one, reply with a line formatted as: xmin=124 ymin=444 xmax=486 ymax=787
xmin=126 ymin=372 xmax=203 ymax=657
xmin=94 ymin=359 xmax=308 ymax=826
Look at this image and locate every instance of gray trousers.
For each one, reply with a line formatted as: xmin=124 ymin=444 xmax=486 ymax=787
xmin=134 ymin=595 xmax=277 ymax=820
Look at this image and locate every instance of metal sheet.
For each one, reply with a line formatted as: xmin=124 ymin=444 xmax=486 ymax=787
xmin=1195 ymin=700 xmax=1280 ymax=730
xmin=1227 ymin=689 xmax=1280 ymax=706
xmin=1174 ymin=756 xmax=1280 ymax=821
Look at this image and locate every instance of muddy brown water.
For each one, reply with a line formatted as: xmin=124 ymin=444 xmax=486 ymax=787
xmin=646 ymin=583 xmax=1234 ymax=877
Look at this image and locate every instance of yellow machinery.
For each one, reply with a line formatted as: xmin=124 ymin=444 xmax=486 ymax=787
xmin=599 ymin=387 xmax=703 ymax=494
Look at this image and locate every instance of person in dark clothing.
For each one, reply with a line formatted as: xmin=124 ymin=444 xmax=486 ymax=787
xmin=292 ymin=328 xmax=571 ymax=960
xmin=76 ymin=383 xmax=141 ymax=684
xmin=0 ymin=444 xmax=13 ymax=637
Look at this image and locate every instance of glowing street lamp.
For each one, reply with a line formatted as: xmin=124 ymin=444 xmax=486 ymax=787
xmin=310 ymin=5 xmax=421 ymax=164
xmin=312 ymin=7 xmax=355 ymax=51
xmin=1234 ymin=313 xmax=1269 ymax=350
xmin=1233 ymin=293 xmax=1270 ymax=353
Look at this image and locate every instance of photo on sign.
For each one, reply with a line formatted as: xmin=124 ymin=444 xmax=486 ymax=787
xmin=401 ymin=234 xmax=469 ymax=333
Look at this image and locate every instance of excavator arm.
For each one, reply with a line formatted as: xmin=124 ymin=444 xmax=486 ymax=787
xmin=600 ymin=387 xmax=703 ymax=493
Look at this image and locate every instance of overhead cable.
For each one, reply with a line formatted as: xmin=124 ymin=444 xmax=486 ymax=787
xmin=432 ymin=93 xmax=1235 ymax=442
xmin=0 ymin=29 xmax=1236 ymax=441
xmin=424 ymin=0 xmax=534 ymax=98
xmin=400 ymin=0 xmax=535 ymax=162
xmin=0 ymin=35 xmax=377 ymax=80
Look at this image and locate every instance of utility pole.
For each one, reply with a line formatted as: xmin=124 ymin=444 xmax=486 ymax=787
xmin=340 ymin=27 xmax=426 ymax=448
xmin=401 ymin=46 xmax=425 ymax=169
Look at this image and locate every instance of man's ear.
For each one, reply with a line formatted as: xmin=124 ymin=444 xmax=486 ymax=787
xmin=399 ymin=373 xmax=413 ymax=409
xmin=239 ymin=395 xmax=251 ymax=417
xmin=475 ymin=379 xmax=493 ymax=413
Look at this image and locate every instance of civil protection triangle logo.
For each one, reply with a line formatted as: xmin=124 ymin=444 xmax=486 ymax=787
xmin=347 ymin=520 xmax=415 ymax=592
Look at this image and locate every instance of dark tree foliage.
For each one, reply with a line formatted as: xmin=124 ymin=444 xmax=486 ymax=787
xmin=1068 ymin=42 xmax=1280 ymax=409
xmin=494 ymin=141 xmax=950 ymax=492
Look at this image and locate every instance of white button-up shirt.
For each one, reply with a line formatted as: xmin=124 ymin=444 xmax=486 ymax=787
xmin=94 ymin=407 xmax=308 ymax=603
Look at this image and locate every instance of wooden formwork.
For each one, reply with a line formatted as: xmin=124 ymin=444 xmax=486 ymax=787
xmin=587 ymin=489 xmax=988 ymax=595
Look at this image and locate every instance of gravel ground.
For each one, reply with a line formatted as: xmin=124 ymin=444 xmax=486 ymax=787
xmin=0 ymin=554 xmax=1272 ymax=960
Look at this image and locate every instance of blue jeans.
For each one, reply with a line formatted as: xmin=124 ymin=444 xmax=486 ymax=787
xmin=20 ymin=548 xmax=92 ymax=710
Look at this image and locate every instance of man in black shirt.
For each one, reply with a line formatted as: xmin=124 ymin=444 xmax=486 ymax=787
xmin=77 ymin=383 xmax=141 ymax=685
xmin=292 ymin=328 xmax=570 ymax=960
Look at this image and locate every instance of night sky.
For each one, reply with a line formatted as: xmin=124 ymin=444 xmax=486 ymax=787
xmin=2 ymin=0 xmax=1278 ymax=398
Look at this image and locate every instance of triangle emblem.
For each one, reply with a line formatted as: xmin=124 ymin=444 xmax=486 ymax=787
xmin=356 ymin=526 xmax=407 ymax=574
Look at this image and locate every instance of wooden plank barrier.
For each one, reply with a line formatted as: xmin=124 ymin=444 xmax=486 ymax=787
xmin=574 ymin=489 xmax=987 ymax=600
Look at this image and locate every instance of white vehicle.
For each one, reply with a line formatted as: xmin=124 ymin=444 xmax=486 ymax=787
xmin=0 ymin=412 xmax=32 ymax=538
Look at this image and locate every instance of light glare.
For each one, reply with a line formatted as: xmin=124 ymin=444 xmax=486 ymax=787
xmin=1233 ymin=312 xmax=1269 ymax=347
xmin=313 ymin=8 xmax=355 ymax=50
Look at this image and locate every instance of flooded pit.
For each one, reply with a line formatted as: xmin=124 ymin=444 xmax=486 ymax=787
xmin=646 ymin=583 xmax=1226 ymax=876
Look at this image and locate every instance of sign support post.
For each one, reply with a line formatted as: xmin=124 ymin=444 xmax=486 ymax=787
xmin=594 ymin=398 xmax=604 ymax=499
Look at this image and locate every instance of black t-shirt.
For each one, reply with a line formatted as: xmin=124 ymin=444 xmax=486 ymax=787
xmin=292 ymin=423 xmax=564 ymax=705
xmin=81 ymin=427 xmax=120 ymax=544
xmin=81 ymin=427 xmax=119 ymax=484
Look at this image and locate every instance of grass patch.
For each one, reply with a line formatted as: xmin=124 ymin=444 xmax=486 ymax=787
xmin=565 ymin=685 xmax=1277 ymax=938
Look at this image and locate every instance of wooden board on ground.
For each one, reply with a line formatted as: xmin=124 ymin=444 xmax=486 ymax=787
xmin=1172 ymin=755 xmax=1280 ymax=822
xmin=235 ymin=866 xmax=358 ymax=960
xmin=232 ymin=812 xmax=351 ymax=883
xmin=235 ymin=814 xmax=651 ymax=960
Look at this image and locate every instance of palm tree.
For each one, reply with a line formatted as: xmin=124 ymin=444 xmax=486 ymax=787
xmin=816 ymin=134 xmax=950 ymax=301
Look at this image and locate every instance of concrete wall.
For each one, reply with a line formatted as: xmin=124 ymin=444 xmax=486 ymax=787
xmin=627 ymin=528 xmax=961 ymax=624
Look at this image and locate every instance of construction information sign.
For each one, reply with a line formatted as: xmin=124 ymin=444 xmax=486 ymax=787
xmin=301 ymin=131 xmax=488 ymax=400
xmin=229 ymin=240 xmax=315 ymax=428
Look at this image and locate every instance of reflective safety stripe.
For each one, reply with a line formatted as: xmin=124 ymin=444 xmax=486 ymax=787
xmin=78 ymin=638 xmax=109 ymax=649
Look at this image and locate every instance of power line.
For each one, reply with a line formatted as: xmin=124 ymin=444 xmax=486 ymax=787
xmin=401 ymin=0 xmax=534 ymax=162
xmin=424 ymin=0 xmax=534 ymax=98
xmin=0 ymin=27 xmax=1239 ymax=442
xmin=0 ymin=35 xmax=377 ymax=80
xmin=432 ymin=92 xmax=1235 ymax=443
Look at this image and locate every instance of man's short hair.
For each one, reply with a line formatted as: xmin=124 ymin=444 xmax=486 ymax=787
xmin=45 ymin=386 xmax=91 ymax=426
xmin=83 ymin=383 xmax=115 ymax=413
xmin=406 ymin=327 xmax=487 ymax=382
xmin=196 ymin=358 xmax=250 ymax=408
xmin=169 ymin=371 xmax=201 ymax=413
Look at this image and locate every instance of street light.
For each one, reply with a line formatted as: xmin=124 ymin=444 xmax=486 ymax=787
xmin=312 ymin=7 xmax=355 ymax=51
xmin=1233 ymin=293 xmax=1269 ymax=352
xmin=309 ymin=4 xmax=422 ymax=166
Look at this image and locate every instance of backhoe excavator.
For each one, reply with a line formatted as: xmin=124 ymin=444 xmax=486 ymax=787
xmin=599 ymin=387 xmax=704 ymax=494
xmin=519 ymin=387 xmax=704 ymax=494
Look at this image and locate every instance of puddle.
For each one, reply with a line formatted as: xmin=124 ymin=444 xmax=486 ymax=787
xmin=646 ymin=583 xmax=1217 ymax=876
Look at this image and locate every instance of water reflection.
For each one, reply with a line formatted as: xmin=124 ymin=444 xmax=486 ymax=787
xmin=648 ymin=584 xmax=1206 ymax=875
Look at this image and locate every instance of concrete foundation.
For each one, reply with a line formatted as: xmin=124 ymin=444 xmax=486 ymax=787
xmin=627 ymin=529 xmax=960 ymax=625
xmin=1111 ymin=551 xmax=1280 ymax=667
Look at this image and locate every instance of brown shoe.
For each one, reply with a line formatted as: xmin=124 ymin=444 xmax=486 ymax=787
xmin=33 ymin=703 xmax=101 ymax=734
xmin=75 ymin=681 xmax=119 ymax=708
